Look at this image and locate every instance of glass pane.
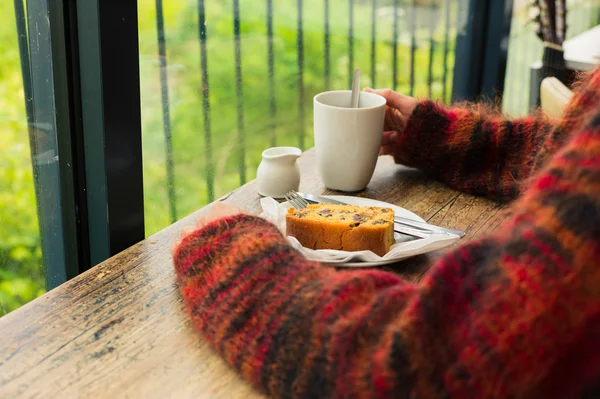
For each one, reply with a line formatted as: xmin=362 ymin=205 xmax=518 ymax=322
xmin=503 ymin=0 xmax=600 ymax=117
xmin=0 ymin=0 xmax=66 ymax=315
xmin=138 ymin=0 xmax=464 ymax=235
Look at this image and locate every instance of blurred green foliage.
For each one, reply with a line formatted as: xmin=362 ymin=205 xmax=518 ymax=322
xmin=2 ymin=0 xmax=595 ymax=317
xmin=137 ymin=0 xmax=456 ymax=235
xmin=0 ymin=0 xmax=45 ymax=316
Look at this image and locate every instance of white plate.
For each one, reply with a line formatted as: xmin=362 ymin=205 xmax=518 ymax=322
xmin=278 ymin=195 xmax=446 ymax=267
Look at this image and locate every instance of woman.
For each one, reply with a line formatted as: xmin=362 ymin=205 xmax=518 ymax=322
xmin=173 ymin=67 xmax=600 ymax=398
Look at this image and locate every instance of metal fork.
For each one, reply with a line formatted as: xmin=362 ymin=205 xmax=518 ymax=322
xmin=284 ymin=191 xmax=433 ymax=239
xmin=284 ymin=192 xmax=310 ymax=209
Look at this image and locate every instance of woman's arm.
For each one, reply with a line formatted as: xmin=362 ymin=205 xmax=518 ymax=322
xmin=367 ymin=87 xmax=556 ymax=202
xmin=173 ymin=110 xmax=600 ymax=399
xmin=392 ymin=101 xmax=555 ymax=202
xmin=385 ymin=68 xmax=599 ymax=203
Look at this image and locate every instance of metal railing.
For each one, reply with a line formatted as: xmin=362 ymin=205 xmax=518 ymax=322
xmin=6 ymin=0 xmax=519 ymax=295
xmin=149 ymin=0 xmax=461 ymax=224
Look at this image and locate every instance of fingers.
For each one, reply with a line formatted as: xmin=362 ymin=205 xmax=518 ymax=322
xmin=364 ymin=87 xmax=408 ymax=110
xmin=381 ymin=130 xmax=399 ymax=145
xmin=380 ymin=144 xmax=395 ymax=156
xmin=380 ymin=131 xmax=399 ymax=156
xmin=384 ymin=107 xmax=405 ymax=132
xmin=365 ymin=88 xmax=419 ymax=122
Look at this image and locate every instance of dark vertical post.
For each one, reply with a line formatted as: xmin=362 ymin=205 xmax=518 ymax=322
xmin=348 ymin=0 xmax=354 ymax=89
xmin=14 ymin=0 xmax=42 ymax=256
xmin=77 ymin=0 xmax=144 ymax=265
xmin=297 ymin=0 xmax=305 ymax=149
xmin=529 ymin=61 xmax=544 ymax=111
xmin=49 ymin=0 xmax=91 ymax=280
xmin=155 ymin=0 xmax=177 ymax=223
xmin=392 ymin=0 xmax=399 ymax=90
xmin=427 ymin=1 xmax=435 ymax=98
xmin=19 ymin=0 xmax=94 ymax=287
xmin=76 ymin=0 xmax=107 ymax=265
xmin=102 ymin=0 xmax=144 ymax=254
xmin=14 ymin=0 xmax=33 ymax=124
xmin=233 ymin=0 xmax=246 ymax=184
xmin=324 ymin=0 xmax=330 ymax=90
xmin=409 ymin=0 xmax=417 ymax=96
xmin=370 ymin=0 xmax=377 ymax=87
xmin=480 ymin=0 xmax=513 ymax=101
xmin=442 ymin=0 xmax=451 ymax=103
xmin=451 ymin=0 xmax=480 ymax=101
xmin=27 ymin=0 xmax=68 ymax=287
xmin=197 ymin=0 xmax=214 ymax=201
xmin=267 ymin=0 xmax=276 ymax=146
xmin=451 ymin=0 xmax=513 ymax=102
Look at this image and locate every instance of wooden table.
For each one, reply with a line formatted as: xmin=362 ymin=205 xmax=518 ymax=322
xmin=0 ymin=150 xmax=507 ymax=398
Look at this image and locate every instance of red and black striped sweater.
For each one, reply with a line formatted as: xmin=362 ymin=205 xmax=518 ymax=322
xmin=173 ymin=67 xmax=600 ymax=398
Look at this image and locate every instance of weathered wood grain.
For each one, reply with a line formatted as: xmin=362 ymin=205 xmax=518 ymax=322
xmin=0 ymin=150 xmax=506 ymax=398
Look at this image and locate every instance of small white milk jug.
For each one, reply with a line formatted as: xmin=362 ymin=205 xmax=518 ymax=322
xmin=257 ymin=147 xmax=302 ymax=198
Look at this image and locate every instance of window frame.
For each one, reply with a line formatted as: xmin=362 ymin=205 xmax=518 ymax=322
xmin=451 ymin=0 xmax=514 ymax=102
xmin=36 ymin=0 xmax=512 ymax=287
xmin=34 ymin=0 xmax=145 ymax=289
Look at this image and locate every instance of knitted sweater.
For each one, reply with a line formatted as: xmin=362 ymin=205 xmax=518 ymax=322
xmin=173 ymin=67 xmax=600 ymax=399
xmin=392 ymin=70 xmax=599 ymax=202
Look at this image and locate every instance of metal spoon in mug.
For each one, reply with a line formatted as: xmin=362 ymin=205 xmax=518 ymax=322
xmin=350 ymin=68 xmax=360 ymax=108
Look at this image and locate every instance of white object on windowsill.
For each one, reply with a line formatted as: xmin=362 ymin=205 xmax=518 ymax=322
xmin=563 ymin=25 xmax=600 ymax=71
xmin=256 ymin=147 xmax=302 ymax=199
xmin=541 ymin=77 xmax=573 ymax=119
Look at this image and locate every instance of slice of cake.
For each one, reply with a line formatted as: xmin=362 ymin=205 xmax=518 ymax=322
xmin=285 ymin=203 xmax=395 ymax=256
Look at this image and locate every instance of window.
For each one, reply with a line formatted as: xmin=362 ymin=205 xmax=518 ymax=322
xmin=503 ymin=0 xmax=600 ymax=116
xmin=137 ymin=0 xmax=462 ymax=235
xmin=1 ymin=0 xmax=85 ymax=316
xmin=1 ymin=0 xmax=516 ymax=315
xmin=1 ymin=0 xmax=58 ymax=315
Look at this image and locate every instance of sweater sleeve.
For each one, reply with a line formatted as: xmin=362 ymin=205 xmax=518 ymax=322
xmin=392 ymin=101 xmax=555 ymax=202
xmin=173 ymin=109 xmax=600 ymax=399
xmin=393 ymin=68 xmax=600 ymax=203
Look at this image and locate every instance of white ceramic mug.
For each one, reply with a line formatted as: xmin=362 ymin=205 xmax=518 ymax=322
xmin=313 ymin=90 xmax=386 ymax=192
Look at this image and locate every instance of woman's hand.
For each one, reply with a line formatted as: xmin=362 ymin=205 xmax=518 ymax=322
xmin=364 ymin=88 xmax=418 ymax=155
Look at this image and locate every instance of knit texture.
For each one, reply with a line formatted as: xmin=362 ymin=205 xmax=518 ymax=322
xmin=173 ymin=67 xmax=600 ymax=399
xmin=393 ymin=69 xmax=600 ymax=202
